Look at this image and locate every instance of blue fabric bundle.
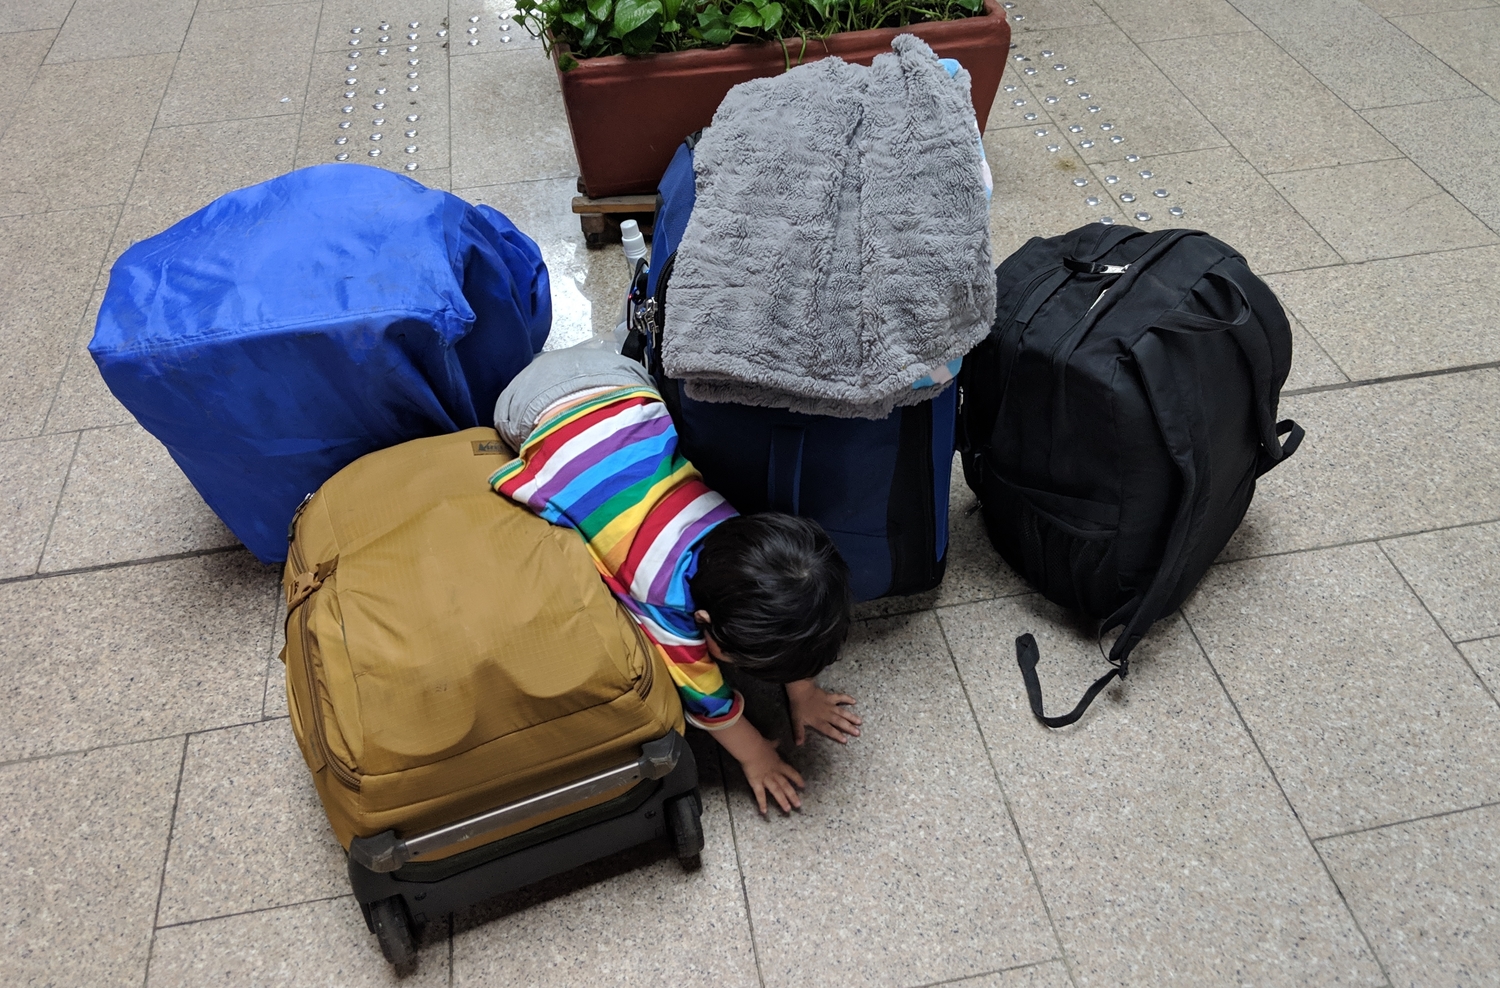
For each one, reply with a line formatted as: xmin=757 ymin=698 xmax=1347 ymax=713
xmin=91 ymin=164 xmax=551 ymax=563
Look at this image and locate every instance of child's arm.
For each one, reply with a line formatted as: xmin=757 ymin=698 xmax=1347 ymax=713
xmin=713 ymin=717 xmax=805 ymax=815
xmin=786 ymin=679 xmax=862 ymax=746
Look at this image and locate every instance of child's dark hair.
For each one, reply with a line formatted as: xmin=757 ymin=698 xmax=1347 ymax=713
xmin=690 ymin=513 xmax=852 ymax=683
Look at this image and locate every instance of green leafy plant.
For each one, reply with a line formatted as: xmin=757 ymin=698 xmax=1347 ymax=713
xmin=518 ymin=0 xmax=985 ymax=68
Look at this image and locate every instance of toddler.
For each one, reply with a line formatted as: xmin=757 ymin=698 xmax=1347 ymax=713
xmin=491 ymin=347 xmax=860 ymax=814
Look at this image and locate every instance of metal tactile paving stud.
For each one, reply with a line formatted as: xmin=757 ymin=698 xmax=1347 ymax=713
xmin=408 ymin=32 xmax=419 ymax=39
xmin=339 ymin=120 xmax=351 ymax=129
xmin=1065 ymin=77 xmax=1077 ymax=85
xmin=374 ymin=101 xmax=386 ymax=109
xmin=1013 ymin=98 xmax=1026 ymax=106
xmin=1040 ymin=49 xmax=1054 ymax=57
xmin=1054 ymin=64 xmax=1066 ymax=71
xmin=1024 ymin=66 xmax=1037 ymax=75
xmin=380 ymin=22 xmax=390 ymax=30
xmin=1135 ymin=211 xmax=1151 ymax=222
xmin=437 ymin=29 xmax=448 ymax=37
xmin=350 ymin=50 xmax=360 ymax=57
xmin=1105 ymin=175 xmax=1119 ymax=184
xmin=410 ymin=21 xmax=420 ymax=28
xmin=1024 ymin=112 xmax=1038 ymax=121
xmin=409 ymin=84 xmax=419 ymax=91
xmin=335 ymin=137 xmax=348 ymax=144
xmin=1100 ymin=122 xmax=1114 ymax=131
xmin=342 ymin=105 xmax=354 ymax=113
xmin=1100 ymin=216 xmax=1115 ymax=224
xmin=1078 ymin=92 xmax=1091 ymax=99
xmin=1045 ymin=95 xmax=1059 ymax=104
xmin=1080 ymin=140 xmax=1095 ymax=149
xmin=336 ymin=152 xmax=350 ymax=160
xmin=1089 ymin=105 xmax=1101 ymax=113
xmin=468 ymin=26 xmax=479 ymax=33
xmin=350 ymin=38 xmax=361 ymax=45
xmin=1013 ymin=53 xmax=1027 ymax=62
xmin=408 ymin=72 xmax=419 ymax=78
xmin=469 ymin=38 xmax=480 ymax=45
xmin=1047 ymin=144 xmax=1061 ymax=152
xmin=408 ymin=45 xmax=418 ymax=51
xmin=347 ymin=76 xmax=358 ymax=84
xmin=1004 ymin=84 xmax=1018 ymax=92
xmin=1013 ymin=14 xmax=1024 ymax=20
xmin=406 ymin=162 xmax=419 ymax=171
xmin=351 ymin=27 xmax=362 ymax=34
xmin=371 ymin=133 xmax=383 ymax=140
xmin=1069 ymin=124 xmax=1083 ymax=133
xmin=407 ymin=114 xmax=419 ymax=122
xmin=406 ymin=145 xmax=418 ymax=153
xmin=1153 ymin=189 xmax=1169 ymax=198
xmin=1125 ymin=153 xmax=1141 ymax=163
xmin=1168 ymin=206 xmax=1184 ymax=217
xmin=1003 ymin=1 xmax=1015 ymax=7
xmin=380 ymin=35 xmax=390 ymax=42
xmin=1085 ymin=196 xmax=1101 ymax=206
xmin=1034 ymin=128 xmax=1048 ymax=136
xmin=406 ymin=129 xmax=417 ymax=138
xmin=1073 ymin=177 xmax=1088 ymax=186
xmin=374 ymin=118 xmax=386 ymax=125
xmin=348 ymin=63 xmax=358 ymax=70
xmin=378 ymin=47 xmax=389 ymax=54
xmin=376 ymin=87 xmax=387 ymax=95
xmin=410 ymin=58 xmax=419 ymax=65
xmin=369 ymin=148 xmax=381 ymax=156
xmin=1110 ymin=135 xmax=1124 ymax=143
xmin=471 ymin=14 xmax=481 ymax=21
xmin=1119 ymin=192 xmax=1136 ymax=202
xmin=1138 ymin=170 xmax=1153 ymax=179
xmin=345 ymin=90 xmax=356 ymax=98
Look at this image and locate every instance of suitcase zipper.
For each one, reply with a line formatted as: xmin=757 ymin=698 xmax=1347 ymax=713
xmin=629 ymin=619 xmax=655 ymax=700
xmin=286 ymin=537 xmax=362 ymax=793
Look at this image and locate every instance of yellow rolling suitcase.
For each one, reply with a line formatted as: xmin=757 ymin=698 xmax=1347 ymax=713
xmin=282 ymin=427 xmax=700 ymax=970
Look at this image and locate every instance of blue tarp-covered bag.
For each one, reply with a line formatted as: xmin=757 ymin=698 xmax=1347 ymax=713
xmin=91 ymin=164 xmax=551 ymax=563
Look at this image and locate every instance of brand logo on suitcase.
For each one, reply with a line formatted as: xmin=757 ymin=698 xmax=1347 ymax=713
xmin=471 ymin=440 xmax=509 ymax=456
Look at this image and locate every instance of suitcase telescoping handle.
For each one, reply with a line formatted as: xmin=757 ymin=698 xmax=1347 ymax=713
xmin=348 ymin=733 xmax=685 ymax=873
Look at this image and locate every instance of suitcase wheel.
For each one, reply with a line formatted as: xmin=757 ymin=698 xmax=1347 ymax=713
xmin=369 ymin=895 xmax=417 ymax=971
xmin=666 ymin=792 xmax=704 ymax=869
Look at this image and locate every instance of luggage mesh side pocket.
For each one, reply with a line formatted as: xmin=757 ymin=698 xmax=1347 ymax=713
xmin=979 ymin=466 xmax=1124 ymax=615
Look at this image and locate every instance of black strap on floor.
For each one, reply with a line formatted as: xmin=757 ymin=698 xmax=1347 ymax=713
xmin=1015 ymin=633 xmax=1126 ymax=729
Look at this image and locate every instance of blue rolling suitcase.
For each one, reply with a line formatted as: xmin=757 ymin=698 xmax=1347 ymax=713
xmin=91 ymin=164 xmax=552 ymax=564
xmin=632 ymin=138 xmax=957 ymax=602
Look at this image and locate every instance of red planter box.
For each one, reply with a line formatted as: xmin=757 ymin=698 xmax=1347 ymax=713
xmin=554 ymin=0 xmax=1011 ymax=198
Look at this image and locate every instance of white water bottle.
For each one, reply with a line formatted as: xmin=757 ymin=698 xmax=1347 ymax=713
xmin=615 ymin=219 xmax=650 ymax=350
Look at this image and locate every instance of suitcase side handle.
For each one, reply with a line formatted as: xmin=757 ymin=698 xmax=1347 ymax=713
xmin=348 ymin=732 xmax=685 ymax=873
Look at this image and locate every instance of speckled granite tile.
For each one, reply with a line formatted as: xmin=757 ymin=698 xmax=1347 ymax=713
xmin=0 ymin=207 xmax=117 ymax=439
xmin=41 ymin=423 xmax=239 ymax=571
xmin=1006 ymin=0 xmax=1112 ymax=32
xmin=1267 ymin=247 xmax=1500 ymax=381
xmin=451 ymin=783 xmax=759 ymax=987
xmin=263 ymin=595 xmax=290 ymax=719
xmin=1092 ymin=0 xmax=1252 ymax=41
xmin=1320 ymin=804 xmax=1500 ymax=987
xmin=1141 ymin=32 xmax=1397 ymax=173
xmin=0 ymin=0 xmax=74 ymax=33
xmin=0 ymin=30 xmax=53 ymax=143
xmin=0 ymin=737 xmax=182 ymax=988
xmin=158 ymin=43 xmax=315 ymax=127
xmin=947 ymin=962 xmax=1074 ymax=988
xmin=46 ymin=0 xmax=196 ymax=63
xmin=460 ymin=177 xmax=630 ymax=347
xmin=1362 ymin=97 xmax=1500 ymax=231
xmin=1459 ymin=636 xmax=1500 ymax=698
xmin=294 ymin=48 xmax=451 ymax=173
xmin=1010 ymin=25 xmax=1226 ymax=165
xmin=1223 ymin=370 xmax=1500 ymax=560
xmin=43 ymin=292 xmax=135 ymax=433
xmin=158 ymin=720 xmax=343 ymax=924
xmin=729 ymin=612 xmax=1054 ymax=988
xmin=182 ymin=1 xmax=321 ymax=51
xmin=450 ymin=49 xmax=576 ymax=188
xmin=1382 ymin=522 xmax=1500 ymax=643
xmin=0 ymin=54 xmax=175 ymax=215
xmin=448 ymin=1 xmax=543 ymax=54
xmin=1270 ymin=159 xmax=1496 ymax=264
xmin=0 ymin=553 xmax=277 ymax=760
xmin=1084 ymin=146 xmax=1339 ymax=273
xmin=1227 ymin=0 xmax=1478 ymax=109
xmin=940 ymin=597 xmax=1382 ymax=986
xmin=0 ymin=433 xmax=77 ymax=579
xmin=147 ymin=895 xmax=451 ymax=986
xmin=986 ymin=71 xmax=1043 ymax=133
xmin=984 ymin=125 xmax=1127 ymax=263
xmin=1363 ymin=0 xmax=1496 ymax=13
xmin=1393 ymin=7 xmax=1500 ymax=100
xmin=105 ymin=115 xmax=302 ymax=270
xmin=1184 ymin=543 xmax=1500 ymax=837
xmin=313 ymin=0 xmax=451 ymax=53
xmin=1284 ymin=312 xmax=1349 ymax=391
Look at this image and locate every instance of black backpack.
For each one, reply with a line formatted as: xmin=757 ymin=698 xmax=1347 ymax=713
xmin=957 ymin=224 xmax=1304 ymax=727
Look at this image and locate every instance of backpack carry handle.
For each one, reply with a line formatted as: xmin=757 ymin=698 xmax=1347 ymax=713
xmin=1015 ymin=633 xmax=1126 ymax=728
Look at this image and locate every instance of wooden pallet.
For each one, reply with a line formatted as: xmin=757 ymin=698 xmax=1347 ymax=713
xmin=572 ymin=192 xmax=658 ymax=249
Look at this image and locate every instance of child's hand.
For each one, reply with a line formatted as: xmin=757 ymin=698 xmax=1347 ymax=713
xmin=713 ymin=717 xmax=805 ymax=814
xmin=786 ymin=678 xmax=862 ymax=746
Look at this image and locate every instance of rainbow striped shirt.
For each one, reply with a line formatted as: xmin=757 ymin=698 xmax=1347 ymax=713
xmin=490 ymin=386 xmax=744 ymax=729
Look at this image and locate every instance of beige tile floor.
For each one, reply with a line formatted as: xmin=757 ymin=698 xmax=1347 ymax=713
xmin=1 ymin=0 xmax=1498 ymax=983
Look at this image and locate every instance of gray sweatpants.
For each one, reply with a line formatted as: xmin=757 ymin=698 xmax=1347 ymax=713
xmin=492 ymin=346 xmax=656 ymax=450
